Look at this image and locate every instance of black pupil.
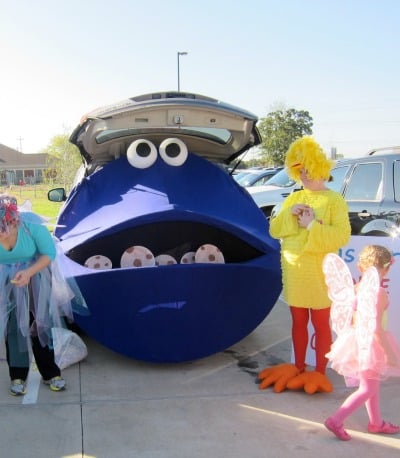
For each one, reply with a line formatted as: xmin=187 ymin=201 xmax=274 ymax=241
xmin=165 ymin=143 xmax=180 ymax=158
xmin=137 ymin=143 xmax=151 ymax=158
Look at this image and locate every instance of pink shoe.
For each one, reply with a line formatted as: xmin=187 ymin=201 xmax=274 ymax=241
xmin=324 ymin=417 xmax=352 ymax=441
xmin=368 ymin=421 xmax=400 ymax=434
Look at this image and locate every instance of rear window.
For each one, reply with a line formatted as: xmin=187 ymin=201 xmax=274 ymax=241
xmin=327 ymin=165 xmax=350 ymax=193
xmin=344 ymin=162 xmax=383 ymax=201
xmin=96 ymin=127 xmax=232 ymax=145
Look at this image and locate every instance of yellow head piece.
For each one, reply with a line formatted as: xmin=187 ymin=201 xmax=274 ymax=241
xmin=285 ymin=136 xmax=333 ymax=182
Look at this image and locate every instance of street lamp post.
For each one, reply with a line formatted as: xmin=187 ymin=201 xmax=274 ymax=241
xmin=177 ymin=51 xmax=188 ymax=92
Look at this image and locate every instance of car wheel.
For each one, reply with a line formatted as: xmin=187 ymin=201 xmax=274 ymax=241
xmin=361 ymin=230 xmax=390 ymax=237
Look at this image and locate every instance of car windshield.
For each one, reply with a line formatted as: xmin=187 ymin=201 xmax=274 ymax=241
xmin=233 ymin=171 xmax=251 ymax=183
xmin=250 ymin=173 xmax=274 ymax=186
xmin=264 ymin=169 xmax=296 ymax=188
xmin=239 ymin=175 xmax=260 ymax=186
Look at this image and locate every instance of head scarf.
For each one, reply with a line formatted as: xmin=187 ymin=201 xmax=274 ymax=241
xmin=0 ymin=194 xmax=19 ymax=233
xmin=285 ymin=136 xmax=333 ymax=183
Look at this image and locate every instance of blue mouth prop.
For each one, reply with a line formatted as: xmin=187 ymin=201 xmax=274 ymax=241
xmin=49 ymin=93 xmax=281 ymax=362
xmin=54 ymin=139 xmax=282 ymax=362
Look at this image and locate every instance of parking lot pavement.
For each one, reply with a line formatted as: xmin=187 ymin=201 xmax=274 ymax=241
xmin=0 ymin=299 xmax=399 ymax=458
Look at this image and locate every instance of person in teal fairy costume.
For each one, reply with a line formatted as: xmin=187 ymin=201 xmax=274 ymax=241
xmin=0 ymin=194 xmax=87 ymax=396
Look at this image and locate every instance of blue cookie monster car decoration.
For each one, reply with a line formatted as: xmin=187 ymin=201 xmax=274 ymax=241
xmin=49 ymin=92 xmax=282 ymax=362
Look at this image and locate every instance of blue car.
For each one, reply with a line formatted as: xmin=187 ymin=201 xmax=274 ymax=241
xmin=48 ymin=91 xmax=282 ymax=362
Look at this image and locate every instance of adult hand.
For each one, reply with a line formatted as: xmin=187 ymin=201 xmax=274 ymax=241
xmin=291 ymin=204 xmax=310 ymax=216
xmin=11 ymin=270 xmax=31 ymax=287
xmin=297 ymin=207 xmax=315 ymax=228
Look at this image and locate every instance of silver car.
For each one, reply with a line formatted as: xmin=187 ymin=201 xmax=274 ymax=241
xmin=246 ymin=168 xmax=299 ymax=217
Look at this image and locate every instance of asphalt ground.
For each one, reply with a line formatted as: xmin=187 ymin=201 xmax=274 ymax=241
xmin=0 ymin=298 xmax=399 ymax=458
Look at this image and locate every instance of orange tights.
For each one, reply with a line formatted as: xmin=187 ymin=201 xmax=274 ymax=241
xmin=290 ymin=306 xmax=332 ymax=374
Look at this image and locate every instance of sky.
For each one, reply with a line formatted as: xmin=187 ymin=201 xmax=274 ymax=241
xmin=1 ymin=0 xmax=399 ymax=159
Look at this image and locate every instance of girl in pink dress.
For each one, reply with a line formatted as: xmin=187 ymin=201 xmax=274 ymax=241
xmin=323 ymin=245 xmax=400 ymax=441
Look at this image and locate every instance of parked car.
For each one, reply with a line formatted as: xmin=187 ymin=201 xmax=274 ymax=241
xmin=248 ymin=147 xmax=400 ymax=236
xmin=234 ymin=167 xmax=283 ymax=187
xmin=246 ymin=168 xmax=299 ymax=217
xmin=47 ymin=91 xmax=282 ymax=362
xmin=328 ymin=148 xmax=400 ymax=236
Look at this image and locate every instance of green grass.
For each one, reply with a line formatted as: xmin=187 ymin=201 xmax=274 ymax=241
xmin=2 ymin=184 xmax=63 ymax=220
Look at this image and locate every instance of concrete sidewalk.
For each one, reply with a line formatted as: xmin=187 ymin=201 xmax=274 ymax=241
xmin=1 ymin=299 xmax=399 ymax=458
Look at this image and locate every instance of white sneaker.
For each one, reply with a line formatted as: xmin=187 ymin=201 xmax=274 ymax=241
xmin=43 ymin=376 xmax=66 ymax=391
xmin=9 ymin=379 xmax=27 ymax=396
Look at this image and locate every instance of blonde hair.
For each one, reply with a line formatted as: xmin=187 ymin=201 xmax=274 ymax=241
xmin=285 ymin=136 xmax=333 ymax=182
xmin=358 ymin=245 xmax=393 ymax=271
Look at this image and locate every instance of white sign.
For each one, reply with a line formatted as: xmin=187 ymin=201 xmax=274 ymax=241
xmin=298 ymin=236 xmax=400 ymax=366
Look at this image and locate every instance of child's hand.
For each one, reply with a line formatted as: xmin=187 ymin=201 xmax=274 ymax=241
xmin=387 ymin=355 xmax=398 ymax=367
xmin=384 ymin=350 xmax=398 ymax=367
xmin=291 ymin=204 xmax=310 ymax=216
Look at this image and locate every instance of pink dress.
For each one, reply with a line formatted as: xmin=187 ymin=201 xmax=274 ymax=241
xmin=323 ymin=253 xmax=400 ymax=382
xmin=326 ymin=307 xmax=400 ymax=381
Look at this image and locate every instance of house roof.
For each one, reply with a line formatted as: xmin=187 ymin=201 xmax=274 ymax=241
xmin=0 ymin=143 xmax=47 ymax=169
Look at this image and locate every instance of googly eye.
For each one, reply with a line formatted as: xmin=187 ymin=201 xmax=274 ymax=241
xmin=127 ymin=140 xmax=157 ymax=169
xmin=159 ymin=138 xmax=188 ymax=166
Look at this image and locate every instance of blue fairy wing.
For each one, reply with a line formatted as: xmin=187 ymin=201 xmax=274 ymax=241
xmin=19 ymin=211 xmax=49 ymax=225
xmin=323 ymin=253 xmax=355 ymax=335
xmin=18 ymin=199 xmax=58 ymax=227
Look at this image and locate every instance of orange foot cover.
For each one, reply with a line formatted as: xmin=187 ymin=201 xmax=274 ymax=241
xmin=286 ymin=370 xmax=333 ymax=394
xmin=258 ymin=363 xmax=300 ymax=393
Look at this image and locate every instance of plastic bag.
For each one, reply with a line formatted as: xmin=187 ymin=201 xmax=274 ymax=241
xmin=52 ymin=327 xmax=88 ymax=370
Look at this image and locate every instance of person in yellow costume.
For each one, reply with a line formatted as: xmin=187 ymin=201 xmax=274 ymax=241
xmin=258 ymin=136 xmax=351 ymax=394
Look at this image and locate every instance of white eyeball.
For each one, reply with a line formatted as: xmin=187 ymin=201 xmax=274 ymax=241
xmin=159 ymin=138 xmax=188 ymax=166
xmin=127 ymin=139 xmax=157 ymax=169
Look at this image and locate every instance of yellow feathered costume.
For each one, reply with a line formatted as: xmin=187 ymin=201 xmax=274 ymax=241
xmin=258 ymin=136 xmax=351 ymax=394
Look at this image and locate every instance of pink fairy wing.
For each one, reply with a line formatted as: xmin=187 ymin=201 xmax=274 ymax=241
xmin=323 ymin=253 xmax=355 ymax=335
xmin=355 ymin=266 xmax=379 ymax=368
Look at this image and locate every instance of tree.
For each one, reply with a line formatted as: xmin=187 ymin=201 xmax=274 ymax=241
xmin=42 ymin=132 xmax=82 ymax=192
xmin=257 ymin=108 xmax=313 ymax=165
